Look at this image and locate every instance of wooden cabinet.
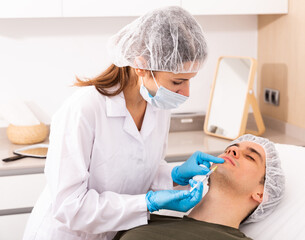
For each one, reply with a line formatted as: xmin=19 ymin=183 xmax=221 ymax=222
xmin=0 ymin=0 xmax=61 ymax=18
xmin=62 ymin=0 xmax=180 ymax=17
xmin=181 ymin=0 xmax=288 ymax=15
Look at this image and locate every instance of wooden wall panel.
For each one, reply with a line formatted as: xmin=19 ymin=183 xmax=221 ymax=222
xmin=258 ymin=0 xmax=305 ymax=128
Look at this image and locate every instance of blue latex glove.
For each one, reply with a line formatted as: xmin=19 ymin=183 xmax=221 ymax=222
xmin=172 ymin=151 xmax=224 ymax=185
xmin=146 ymin=180 xmax=204 ymax=212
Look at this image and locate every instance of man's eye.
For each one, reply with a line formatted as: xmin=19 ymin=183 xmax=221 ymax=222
xmin=246 ymin=155 xmax=255 ymax=161
xmin=225 ymin=148 xmax=232 ymax=153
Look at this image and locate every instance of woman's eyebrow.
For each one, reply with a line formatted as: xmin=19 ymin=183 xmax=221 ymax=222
xmin=173 ymin=78 xmax=189 ymax=81
xmin=247 ymin=147 xmax=263 ymax=162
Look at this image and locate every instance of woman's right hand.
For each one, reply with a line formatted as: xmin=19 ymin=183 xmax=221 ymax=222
xmin=171 ymin=151 xmax=224 ymax=185
xmin=145 ymin=180 xmax=203 ymax=213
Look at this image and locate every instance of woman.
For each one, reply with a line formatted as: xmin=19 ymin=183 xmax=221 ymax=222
xmin=23 ymin=6 xmax=224 ymax=240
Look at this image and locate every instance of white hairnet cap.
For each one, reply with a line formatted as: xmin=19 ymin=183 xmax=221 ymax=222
xmin=230 ymin=134 xmax=285 ymax=224
xmin=108 ymin=6 xmax=207 ymax=73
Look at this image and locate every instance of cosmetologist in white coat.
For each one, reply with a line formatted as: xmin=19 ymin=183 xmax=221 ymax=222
xmin=23 ymin=6 xmax=224 ymax=240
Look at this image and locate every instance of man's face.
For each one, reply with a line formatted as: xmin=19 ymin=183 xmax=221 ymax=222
xmin=211 ymin=141 xmax=266 ymax=196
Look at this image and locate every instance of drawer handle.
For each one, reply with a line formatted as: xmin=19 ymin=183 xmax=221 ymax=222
xmin=181 ymin=118 xmax=193 ymax=123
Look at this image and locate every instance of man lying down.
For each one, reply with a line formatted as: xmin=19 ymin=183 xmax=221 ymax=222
xmin=114 ymin=134 xmax=285 ymax=240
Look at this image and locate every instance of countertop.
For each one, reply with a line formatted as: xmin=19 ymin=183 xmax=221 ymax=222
xmin=1 ymin=125 xmax=305 ymax=176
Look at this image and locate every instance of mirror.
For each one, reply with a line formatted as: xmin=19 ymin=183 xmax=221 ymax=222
xmin=204 ymin=56 xmax=265 ymax=140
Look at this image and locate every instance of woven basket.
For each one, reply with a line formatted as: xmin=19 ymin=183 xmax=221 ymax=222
xmin=7 ymin=123 xmax=49 ymax=145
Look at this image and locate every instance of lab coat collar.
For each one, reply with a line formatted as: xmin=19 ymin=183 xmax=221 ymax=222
xmin=122 ymin=103 xmax=157 ymax=142
xmin=105 ymin=91 xmax=127 ymax=117
xmin=105 ymin=89 xmax=159 ymax=142
xmin=105 ymin=89 xmax=159 ymax=117
xmin=140 ymin=103 xmax=157 ymax=140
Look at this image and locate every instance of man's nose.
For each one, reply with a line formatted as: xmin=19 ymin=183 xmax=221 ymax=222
xmin=227 ymin=148 xmax=239 ymax=158
xmin=177 ymin=84 xmax=190 ymax=97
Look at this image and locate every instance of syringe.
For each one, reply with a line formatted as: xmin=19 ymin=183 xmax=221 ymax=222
xmin=190 ymin=166 xmax=218 ymax=192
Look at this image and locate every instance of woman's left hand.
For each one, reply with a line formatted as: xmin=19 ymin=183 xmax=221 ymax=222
xmin=145 ymin=180 xmax=204 ymax=213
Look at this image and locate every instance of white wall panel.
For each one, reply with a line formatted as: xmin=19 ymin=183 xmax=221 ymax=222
xmin=182 ymin=0 xmax=288 ymax=15
xmin=63 ymin=0 xmax=180 ymax=17
xmin=0 ymin=0 xmax=61 ymax=18
xmin=0 ymin=15 xmax=257 ymax=126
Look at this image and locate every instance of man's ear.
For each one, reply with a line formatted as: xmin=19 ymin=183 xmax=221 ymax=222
xmin=251 ymin=185 xmax=264 ymax=204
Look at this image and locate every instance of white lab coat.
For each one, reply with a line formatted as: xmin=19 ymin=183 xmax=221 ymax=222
xmin=23 ymin=86 xmax=174 ymax=240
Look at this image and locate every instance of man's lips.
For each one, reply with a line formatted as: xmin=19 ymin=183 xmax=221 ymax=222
xmin=222 ymin=156 xmax=236 ymax=166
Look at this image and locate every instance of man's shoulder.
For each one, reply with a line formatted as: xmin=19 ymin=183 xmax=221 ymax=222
xmin=114 ymin=214 xmax=252 ymax=240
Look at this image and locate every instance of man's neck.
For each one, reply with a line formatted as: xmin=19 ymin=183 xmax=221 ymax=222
xmin=188 ymin=187 xmax=249 ymax=229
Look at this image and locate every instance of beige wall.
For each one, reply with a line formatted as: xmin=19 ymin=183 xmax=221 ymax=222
xmin=258 ymin=0 xmax=305 ymax=129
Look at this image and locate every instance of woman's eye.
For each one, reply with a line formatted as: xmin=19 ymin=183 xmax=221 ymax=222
xmin=172 ymin=81 xmax=183 ymax=85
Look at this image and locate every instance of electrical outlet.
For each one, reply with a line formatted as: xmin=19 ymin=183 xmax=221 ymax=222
xmin=271 ymin=90 xmax=280 ymax=105
xmin=264 ymin=88 xmax=280 ymax=106
xmin=264 ymin=88 xmax=271 ymax=103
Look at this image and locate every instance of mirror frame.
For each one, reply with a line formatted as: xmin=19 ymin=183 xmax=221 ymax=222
xmin=204 ymin=56 xmax=265 ymax=140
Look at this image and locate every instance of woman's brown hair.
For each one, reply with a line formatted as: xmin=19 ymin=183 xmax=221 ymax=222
xmin=74 ymin=64 xmax=133 ymax=96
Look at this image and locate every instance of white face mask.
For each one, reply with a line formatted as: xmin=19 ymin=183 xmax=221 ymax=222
xmin=140 ymin=71 xmax=189 ymax=109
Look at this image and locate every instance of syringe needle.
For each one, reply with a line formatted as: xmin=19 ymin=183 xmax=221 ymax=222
xmin=190 ymin=166 xmax=217 ymax=192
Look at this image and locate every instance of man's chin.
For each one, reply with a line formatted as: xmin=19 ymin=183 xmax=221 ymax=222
xmin=209 ymin=165 xmax=232 ymax=187
xmin=213 ymin=163 xmax=230 ymax=174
